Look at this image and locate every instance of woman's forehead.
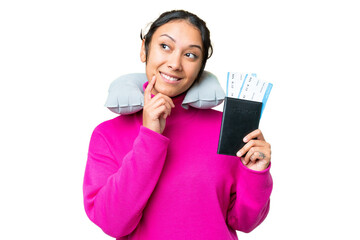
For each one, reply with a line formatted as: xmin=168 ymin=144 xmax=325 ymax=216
xmin=153 ymin=20 xmax=202 ymax=46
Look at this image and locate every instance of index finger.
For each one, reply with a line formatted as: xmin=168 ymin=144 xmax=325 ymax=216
xmin=243 ymin=129 xmax=265 ymax=143
xmin=144 ymin=75 xmax=156 ymax=104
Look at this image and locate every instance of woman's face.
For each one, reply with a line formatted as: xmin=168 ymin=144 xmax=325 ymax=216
xmin=141 ymin=20 xmax=203 ymax=97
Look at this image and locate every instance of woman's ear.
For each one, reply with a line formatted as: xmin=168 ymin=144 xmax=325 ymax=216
xmin=140 ymin=40 xmax=146 ymax=63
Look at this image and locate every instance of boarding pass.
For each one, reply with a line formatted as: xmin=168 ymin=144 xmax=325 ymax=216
xmin=226 ymin=72 xmax=273 ymax=116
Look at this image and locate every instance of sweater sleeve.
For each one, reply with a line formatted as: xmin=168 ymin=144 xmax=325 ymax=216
xmin=227 ymin=161 xmax=273 ymax=233
xmin=83 ymin=126 xmax=170 ymax=238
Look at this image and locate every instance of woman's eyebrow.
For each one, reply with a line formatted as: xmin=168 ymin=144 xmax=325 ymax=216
xmin=160 ymin=34 xmax=176 ymax=42
xmin=189 ymin=44 xmax=203 ymax=52
xmin=160 ymin=34 xmax=203 ymax=52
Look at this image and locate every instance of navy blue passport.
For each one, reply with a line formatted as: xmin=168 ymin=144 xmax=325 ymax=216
xmin=217 ymin=97 xmax=262 ymax=156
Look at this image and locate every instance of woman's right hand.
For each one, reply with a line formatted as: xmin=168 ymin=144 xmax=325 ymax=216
xmin=142 ymin=76 xmax=175 ymax=134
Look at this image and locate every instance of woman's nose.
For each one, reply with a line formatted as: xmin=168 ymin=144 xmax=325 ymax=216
xmin=167 ymin=52 xmax=182 ymax=71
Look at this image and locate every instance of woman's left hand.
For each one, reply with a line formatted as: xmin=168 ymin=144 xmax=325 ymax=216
xmin=236 ymin=129 xmax=271 ymax=171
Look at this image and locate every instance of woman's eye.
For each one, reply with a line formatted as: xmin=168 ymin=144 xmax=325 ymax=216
xmin=160 ymin=44 xmax=170 ymax=50
xmin=185 ymin=53 xmax=198 ymax=59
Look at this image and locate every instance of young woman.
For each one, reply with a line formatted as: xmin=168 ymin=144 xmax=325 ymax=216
xmin=83 ymin=10 xmax=272 ymax=240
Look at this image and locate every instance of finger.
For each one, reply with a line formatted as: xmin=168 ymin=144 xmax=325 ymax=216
xmin=160 ymin=93 xmax=175 ymax=108
xmin=249 ymin=150 xmax=267 ymax=162
xmin=144 ymin=75 xmax=156 ymax=104
xmin=150 ymin=96 xmax=173 ymax=114
xmin=156 ymin=101 xmax=173 ymax=118
xmin=149 ymin=96 xmax=173 ymax=118
xmin=243 ymin=147 xmax=269 ymax=165
xmin=236 ymin=139 xmax=266 ymax=157
xmin=152 ymin=105 xmax=171 ymax=120
xmin=150 ymin=93 xmax=175 ymax=108
xmin=243 ymin=146 xmax=257 ymax=164
xmin=243 ymin=129 xmax=265 ymax=143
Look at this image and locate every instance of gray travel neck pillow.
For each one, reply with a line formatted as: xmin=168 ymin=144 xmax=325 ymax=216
xmin=105 ymin=71 xmax=225 ymax=115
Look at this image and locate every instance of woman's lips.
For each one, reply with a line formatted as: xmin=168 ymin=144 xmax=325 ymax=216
xmin=160 ymin=72 xmax=182 ymax=84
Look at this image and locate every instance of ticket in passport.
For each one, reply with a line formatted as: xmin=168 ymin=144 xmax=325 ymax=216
xmin=226 ymin=72 xmax=273 ymax=117
xmin=218 ymin=72 xmax=273 ymax=156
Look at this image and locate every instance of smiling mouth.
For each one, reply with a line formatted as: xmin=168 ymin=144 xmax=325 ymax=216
xmin=160 ymin=72 xmax=182 ymax=82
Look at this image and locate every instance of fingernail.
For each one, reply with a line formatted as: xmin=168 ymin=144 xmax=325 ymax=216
xmin=236 ymin=151 xmax=241 ymax=157
xmin=243 ymin=137 xmax=248 ymax=142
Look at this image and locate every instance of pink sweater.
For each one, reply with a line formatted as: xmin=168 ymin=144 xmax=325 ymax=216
xmin=83 ymin=85 xmax=273 ymax=240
